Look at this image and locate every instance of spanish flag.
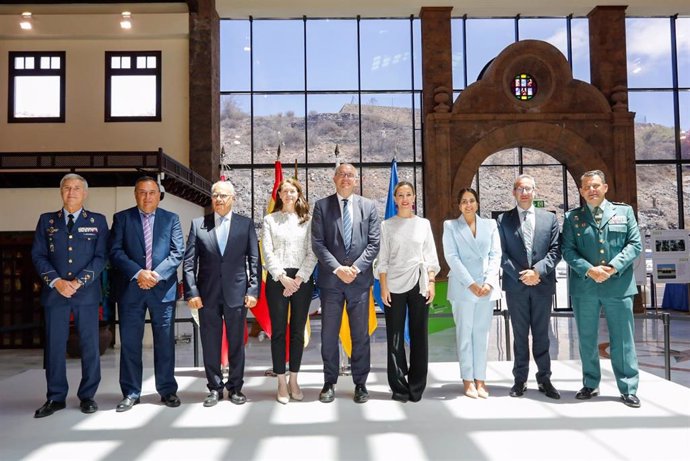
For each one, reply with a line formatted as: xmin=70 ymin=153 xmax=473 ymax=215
xmin=252 ymin=160 xmax=283 ymax=339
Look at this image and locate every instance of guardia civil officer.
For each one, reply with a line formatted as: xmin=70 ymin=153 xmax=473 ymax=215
xmin=562 ymin=169 xmax=642 ymax=408
xmin=31 ymin=173 xmax=109 ymax=417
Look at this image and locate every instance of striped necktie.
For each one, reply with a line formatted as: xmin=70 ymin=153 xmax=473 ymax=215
xmin=342 ymin=198 xmax=352 ymax=253
xmin=143 ymin=213 xmax=153 ymax=270
xmin=522 ymin=210 xmax=533 ymax=267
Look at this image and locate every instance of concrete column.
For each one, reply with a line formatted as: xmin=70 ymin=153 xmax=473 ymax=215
xmin=588 ymin=6 xmax=628 ymax=108
xmin=419 ymin=7 xmax=453 ymax=118
xmin=188 ymin=0 xmax=220 ymax=182
xmin=420 ymin=7 xmax=453 ymax=274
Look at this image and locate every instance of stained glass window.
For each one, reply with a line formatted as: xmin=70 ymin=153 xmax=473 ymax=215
xmin=512 ymin=73 xmax=536 ymax=100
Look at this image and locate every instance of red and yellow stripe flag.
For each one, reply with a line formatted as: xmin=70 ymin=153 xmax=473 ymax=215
xmin=338 ymin=285 xmax=378 ymax=357
xmin=252 ymin=160 xmax=283 ymax=338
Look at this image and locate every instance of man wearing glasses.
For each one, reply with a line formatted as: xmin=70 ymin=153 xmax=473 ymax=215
xmin=498 ymin=174 xmax=562 ymax=400
xmin=183 ymin=181 xmax=260 ymax=406
xmin=562 ymin=170 xmax=642 ymax=408
xmin=312 ymin=163 xmax=380 ymax=403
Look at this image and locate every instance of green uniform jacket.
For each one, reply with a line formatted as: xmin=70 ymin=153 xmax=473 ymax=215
xmin=562 ymin=200 xmax=642 ymax=298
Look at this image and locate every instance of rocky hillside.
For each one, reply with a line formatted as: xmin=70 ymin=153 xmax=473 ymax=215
xmin=220 ymin=99 xmax=689 ymax=235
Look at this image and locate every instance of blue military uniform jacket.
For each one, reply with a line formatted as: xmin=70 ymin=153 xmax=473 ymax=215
xmin=562 ymin=200 xmax=641 ymax=298
xmin=31 ymin=209 xmax=109 ymax=306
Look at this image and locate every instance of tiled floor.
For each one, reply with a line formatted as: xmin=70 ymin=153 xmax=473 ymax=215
xmin=1 ymin=309 xmax=688 ymax=388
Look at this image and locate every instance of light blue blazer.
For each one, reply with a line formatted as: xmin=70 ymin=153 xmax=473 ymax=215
xmin=442 ymin=214 xmax=502 ymax=305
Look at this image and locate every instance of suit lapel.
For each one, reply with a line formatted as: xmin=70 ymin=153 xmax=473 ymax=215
xmin=600 ymin=201 xmax=615 ymax=227
xmin=131 ymin=208 xmax=146 ymax=249
xmin=224 ymin=214 xmax=242 ymax=260
xmin=330 ymin=194 xmax=344 ymax=242
xmin=203 ymin=214 xmax=220 ymax=255
xmin=458 ymin=215 xmax=481 ymax=257
xmin=351 ymin=194 xmax=362 ymax=245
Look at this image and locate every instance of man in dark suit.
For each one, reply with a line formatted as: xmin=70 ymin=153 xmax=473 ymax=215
xmin=109 ymin=176 xmax=185 ymax=412
xmin=183 ymin=180 xmax=260 ymax=407
xmin=497 ymin=174 xmax=562 ymax=399
xmin=31 ymin=173 xmax=109 ymax=417
xmin=562 ymin=169 xmax=642 ymax=408
xmin=312 ymin=163 xmax=380 ymax=404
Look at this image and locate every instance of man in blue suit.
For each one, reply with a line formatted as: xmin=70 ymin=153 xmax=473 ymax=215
xmin=183 ymin=180 xmax=260 ymax=407
xmin=31 ymin=173 xmax=109 ymax=417
xmin=562 ymin=170 xmax=642 ymax=408
xmin=497 ymin=174 xmax=561 ymax=399
xmin=110 ymin=176 xmax=185 ymax=412
xmin=312 ymin=163 xmax=380 ymax=404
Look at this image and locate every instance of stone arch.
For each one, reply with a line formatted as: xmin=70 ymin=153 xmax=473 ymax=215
xmin=424 ymin=39 xmax=636 ymax=238
xmin=451 ymin=122 xmax=611 ymax=199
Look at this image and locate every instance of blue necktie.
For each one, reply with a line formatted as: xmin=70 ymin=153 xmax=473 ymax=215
xmin=342 ymin=199 xmax=352 ymax=253
xmin=217 ymin=216 xmax=229 ymax=255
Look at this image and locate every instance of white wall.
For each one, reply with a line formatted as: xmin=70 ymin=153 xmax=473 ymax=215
xmin=0 ymin=11 xmax=189 ymax=163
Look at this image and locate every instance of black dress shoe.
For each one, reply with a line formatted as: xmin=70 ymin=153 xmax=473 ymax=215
xmin=80 ymin=399 xmax=98 ymax=414
xmin=575 ymin=386 xmax=599 ymax=400
xmin=229 ymin=390 xmax=247 ymax=405
xmin=392 ymin=392 xmax=409 ymax=403
xmin=203 ymin=390 xmax=222 ymax=407
xmin=319 ymin=383 xmax=335 ymax=403
xmin=161 ymin=393 xmax=181 ymax=408
xmin=538 ymin=380 xmax=561 ymax=400
xmin=34 ymin=400 xmax=66 ymax=418
xmin=116 ymin=396 xmax=140 ymax=412
xmin=354 ymin=384 xmax=369 ymax=404
xmin=509 ymin=382 xmax=527 ymax=397
xmin=620 ymin=394 xmax=641 ymax=408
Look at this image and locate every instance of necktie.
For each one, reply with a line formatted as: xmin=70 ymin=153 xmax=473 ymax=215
xmin=522 ymin=210 xmax=533 ymax=267
xmin=67 ymin=214 xmax=75 ymax=233
xmin=342 ymin=198 xmax=352 ymax=253
xmin=217 ymin=216 xmax=229 ymax=255
xmin=143 ymin=213 xmax=153 ymax=270
xmin=593 ymin=206 xmax=603 ymax=227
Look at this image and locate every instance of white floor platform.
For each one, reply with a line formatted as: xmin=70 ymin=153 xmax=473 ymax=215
xmin=1 ymin=360 xmax=688 ymax=461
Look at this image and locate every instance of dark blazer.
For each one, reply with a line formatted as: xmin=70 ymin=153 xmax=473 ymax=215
xmin=183 ymin=212 xmax=260 ymax=307
xmin=109 ymin=206 xmax=184 ymax=304
xmin=311 ymin=193 xmax=380 ymax=290
xmin=32 ymin=209 xmax=109 ymax=306
xmin=497 ymin=207 xmax=561 ymax=295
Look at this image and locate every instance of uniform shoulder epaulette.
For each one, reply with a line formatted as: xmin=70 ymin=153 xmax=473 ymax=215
xmin=611 ymin=201 xmax=630 ymax=207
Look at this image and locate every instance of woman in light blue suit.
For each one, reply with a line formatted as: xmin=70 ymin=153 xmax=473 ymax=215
xmin=442 ymin=188 xmax=502 ymax=399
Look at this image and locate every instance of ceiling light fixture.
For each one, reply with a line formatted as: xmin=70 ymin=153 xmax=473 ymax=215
xmin=19 ymin=12 xmax=32 ymax=30
xmin=120 ymin=11 xmax=132 ymax=30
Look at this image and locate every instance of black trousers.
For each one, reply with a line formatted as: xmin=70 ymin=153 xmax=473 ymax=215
xmin=265 ymin=268 xmax=314 ymax=374
xmin=505 ymin=290 xmax=553 ymax=384
xmin=199 ymin=302 xmax=247 ymax=392
xmin=384 ymin=283 xmax=429 ymax=401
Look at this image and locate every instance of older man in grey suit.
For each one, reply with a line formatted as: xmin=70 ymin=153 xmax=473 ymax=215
xmin=312 ymin=163 xmax=380 ymax=404
xmin=497 ymin=174 xmax=562 ymax=399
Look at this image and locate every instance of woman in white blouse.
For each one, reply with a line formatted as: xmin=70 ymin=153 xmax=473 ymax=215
xmin=378 ymin=181 xmax=440 ymax=402
xmin=261 ymin=178 xmax=317 ymax=404
xmin=442 ymin=188 xmax=502 ymax=399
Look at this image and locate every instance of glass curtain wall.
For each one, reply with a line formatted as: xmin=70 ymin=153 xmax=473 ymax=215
xmin=220 ymin=17 xmax=422 ymax=223
xmin=220 ymin=15 xmax=689 ymax=236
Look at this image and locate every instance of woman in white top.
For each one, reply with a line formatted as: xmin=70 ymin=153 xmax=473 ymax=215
xmin=442 ymin=188 xmax=502 ymax=399
xmin=378 ymin=181 xmax=440 ymax=402
xmin=261 ymin=178 xmax=317 ymax=404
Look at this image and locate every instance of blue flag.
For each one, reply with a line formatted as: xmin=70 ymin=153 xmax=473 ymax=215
xmin=373 ymin=159 xmax=398 ymax=312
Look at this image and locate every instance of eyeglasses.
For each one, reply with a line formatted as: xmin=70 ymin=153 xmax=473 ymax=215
xmin=335 ymin=172 xmax=356 ymax=179
xmin=212 ymin=193 xmax=233 ymax=200
xmin=515 ymin=186 xmax=534 ymax=194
